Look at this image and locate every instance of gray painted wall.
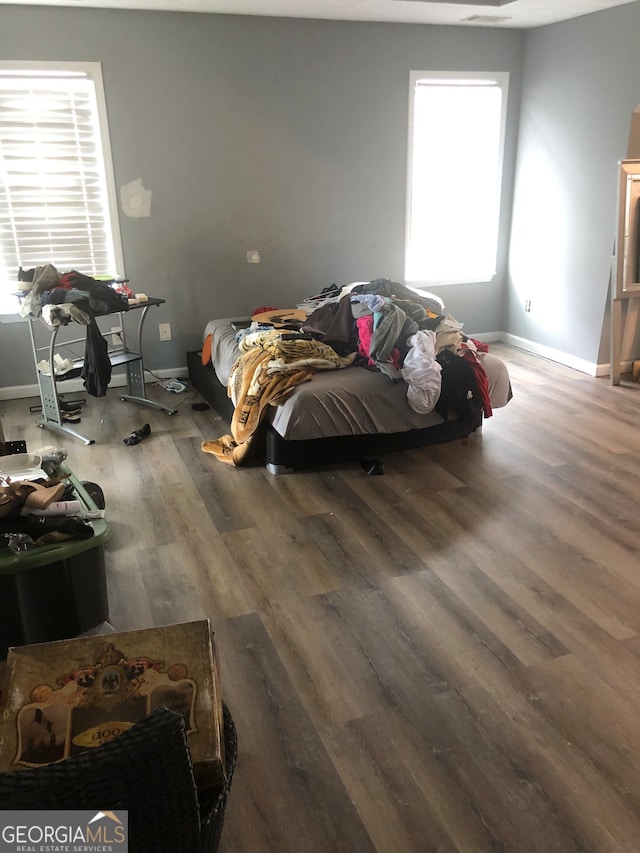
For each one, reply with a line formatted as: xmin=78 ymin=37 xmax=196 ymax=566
xmin=0 ymin=7 xmax=523 ymax=390
xmin=509 ymin=2 xmax=640 ymax=367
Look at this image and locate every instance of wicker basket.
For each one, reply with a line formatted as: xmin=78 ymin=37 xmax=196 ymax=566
xmin=0 ymin=702 xmax=238 ymax=853
xmin=199 ymin=702 xmax=238 ymax=852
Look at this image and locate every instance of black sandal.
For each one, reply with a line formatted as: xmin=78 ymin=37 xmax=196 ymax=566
xmin=123 ymin=423 xmax=151 ymax=446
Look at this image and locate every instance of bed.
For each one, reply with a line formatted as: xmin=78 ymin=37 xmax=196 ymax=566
xmin=187 ymin=284 xmax=512 ymax=474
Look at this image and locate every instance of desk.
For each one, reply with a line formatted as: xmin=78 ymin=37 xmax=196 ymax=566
xmin=28 ymin=297 xmax=177 ymax=446
xmin=0 ymin=467 xmax=110 ymax=658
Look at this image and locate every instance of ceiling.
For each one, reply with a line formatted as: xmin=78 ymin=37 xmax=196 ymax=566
xmin=1 ymin=0 xmax=638 ymax=27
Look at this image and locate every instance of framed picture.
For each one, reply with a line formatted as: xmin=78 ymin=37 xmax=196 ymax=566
xmin=615 ymin=159 xmax=640 ymax=296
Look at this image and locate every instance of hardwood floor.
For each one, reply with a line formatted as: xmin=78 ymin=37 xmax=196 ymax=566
xmin=3 ymin=344 xmax=640 ymax=852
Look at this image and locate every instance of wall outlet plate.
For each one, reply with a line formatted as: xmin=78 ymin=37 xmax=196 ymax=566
xmin=159 ymin=323 xmax=172 ymax=341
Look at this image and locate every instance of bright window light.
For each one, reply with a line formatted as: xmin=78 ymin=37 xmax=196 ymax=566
xmin=405 ymin=71 xmax=508 ymax=286
xmin=0 ymin=62 xmax=123 ymax=314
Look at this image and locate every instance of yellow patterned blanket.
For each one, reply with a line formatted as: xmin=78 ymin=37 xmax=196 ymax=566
xmin=201 ymin=330 xmax=356 ymax=466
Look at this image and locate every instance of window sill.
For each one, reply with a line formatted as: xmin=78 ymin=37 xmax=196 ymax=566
xmin=406 ymin=275 xmax=496 ymax=288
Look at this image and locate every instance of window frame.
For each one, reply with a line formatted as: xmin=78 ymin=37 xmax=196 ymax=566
xmin=404 ymin=69 xmax=509 ymax=288
xmin=0 ymin=60 xmax=124 ymax=316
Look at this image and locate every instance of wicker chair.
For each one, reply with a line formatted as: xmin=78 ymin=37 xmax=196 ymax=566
xmin=0 ymin=703 xmax=237 ymax=853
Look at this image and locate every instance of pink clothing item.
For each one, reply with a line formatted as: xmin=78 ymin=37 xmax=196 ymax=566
xmin=356 ymin=315 xmax=373 ymax=361
xmin=356 ymin=315 xmax=402 ymax=371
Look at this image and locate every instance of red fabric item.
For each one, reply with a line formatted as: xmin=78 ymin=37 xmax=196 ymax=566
xmin=251 ymin=306 xmax=278 ymax=317
xmin=116 ymin=282 xmax=134 ymax=298
xmin=463 ymin=351 xmax=492 ymax=418
xmin=470 ymin=338 xmax=489 ymax=353
xmin=57 ymin=274 xmax=75 ymax=290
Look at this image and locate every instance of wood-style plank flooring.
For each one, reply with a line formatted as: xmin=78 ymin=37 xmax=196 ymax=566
xmin=3 ymin=344 xmax=640 ymax=852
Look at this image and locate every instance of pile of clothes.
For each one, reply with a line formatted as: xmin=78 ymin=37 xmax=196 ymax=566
xmin=17 ymin=264 xmax=131 ymax=397
xmin=18 ymin=264 xmax=130 ymax=324
xmin=0 ymin=476 xmax=95 ymax=551
xmin=296 ymin=278 xmax=492 ymax=420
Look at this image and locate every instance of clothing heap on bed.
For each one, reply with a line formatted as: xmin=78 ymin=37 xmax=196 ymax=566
xmin=201 ymin=278 xmax=503 ymax=466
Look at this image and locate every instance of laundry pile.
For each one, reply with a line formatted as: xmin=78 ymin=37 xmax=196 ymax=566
xmin=295 ymin=278 xmax=492 ymax=419
xmin=17 ymin=264 xmax=131 ymax=324
xmin=0 ymin=447 xmax=95 ymax=551
xmin=16 ymin=263 xmax=133 ymax=398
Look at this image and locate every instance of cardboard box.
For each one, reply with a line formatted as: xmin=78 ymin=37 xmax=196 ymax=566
xmin=0 ymin=619 xmax=225 ymax=790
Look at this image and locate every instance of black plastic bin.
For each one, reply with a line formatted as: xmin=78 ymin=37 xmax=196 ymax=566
xmin=0 ymin=468 xmax=110 ymax=657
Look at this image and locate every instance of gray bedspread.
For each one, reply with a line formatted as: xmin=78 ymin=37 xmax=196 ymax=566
xmin=203 ymin=318 xmax=512 ymax=442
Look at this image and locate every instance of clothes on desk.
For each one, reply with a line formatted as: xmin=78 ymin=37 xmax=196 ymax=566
xmin=19 ymin=266 xmax=128 ymax=321
xmin=59 ymin=271 xmax=129 ymax=313
xmin=19 ymin=264 xmax=127 ymax=397
xmin=41 ymin=303 xmax=91 ymax=327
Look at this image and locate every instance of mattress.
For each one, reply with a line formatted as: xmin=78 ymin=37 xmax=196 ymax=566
xmin=202 ymin=318 xmax=512 ymax=442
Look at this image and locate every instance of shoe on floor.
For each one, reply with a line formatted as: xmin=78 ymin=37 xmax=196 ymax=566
xmin=123 ymin=424 xmax=151 ymax=446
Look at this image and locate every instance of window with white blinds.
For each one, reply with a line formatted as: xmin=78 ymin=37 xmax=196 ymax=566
xmin=405 ymin=71 xmax=508 ymax=287
xmin=0 ymin=62 xmax=122 ymax=314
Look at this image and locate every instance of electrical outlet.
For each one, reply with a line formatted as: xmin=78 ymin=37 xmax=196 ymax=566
xmin=159 ymin=323 xmax=172 ymax=341
xmin=524 ymin=299 xmax=532 ymax=313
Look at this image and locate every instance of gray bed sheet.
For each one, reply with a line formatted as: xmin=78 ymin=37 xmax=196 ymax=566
xmin=203 ymin=318 xmax=511 ymax=442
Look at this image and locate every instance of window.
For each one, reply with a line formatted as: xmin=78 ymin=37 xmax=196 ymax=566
xmin=405 ymin=70 xmax=508 ymax=286
xmin=0 ymin=61 xmax=123 ymax=314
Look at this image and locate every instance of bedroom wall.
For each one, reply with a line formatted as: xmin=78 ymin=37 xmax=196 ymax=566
xmin=508 ymin=1 xmax=640 ymax=371
xmin=0 ymin=7 xmax=524 ymax=391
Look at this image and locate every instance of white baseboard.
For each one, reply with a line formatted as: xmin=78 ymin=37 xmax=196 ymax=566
xmin=469 ymin=330 xmax=614 ymax=378
xmin=0 ymin=331 xmax=619 ymax=402
xmin=499 ymin=333 xmax=612 ymax=377
xmin=0 ymin=366 xmax=187 ymax=402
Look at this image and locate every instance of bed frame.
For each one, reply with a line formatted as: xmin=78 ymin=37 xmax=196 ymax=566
xmin=187 ymin=351 xmax=482 ymax=473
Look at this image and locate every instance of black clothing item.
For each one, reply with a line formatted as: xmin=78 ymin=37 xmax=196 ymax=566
xmin=420 ymin=313 xmax=445 ymax=331
xmin=81 ymin=317 xmax=112 ymax=397
xmin=301 ymin=296 xmax=358 ymax=354
xmin=435 ymin=349 xmax=481 ymax=427
xmin=60 ymin=271 xmax=129 ymax=313
xmin=0 ymin=515 xmax=94 ymax=542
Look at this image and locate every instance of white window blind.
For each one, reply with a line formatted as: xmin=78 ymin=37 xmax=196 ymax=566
xmin=405 ymin=71 xmax=508 ymax=286
xmin=0 ymin=63 xmax=122 ymax=314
